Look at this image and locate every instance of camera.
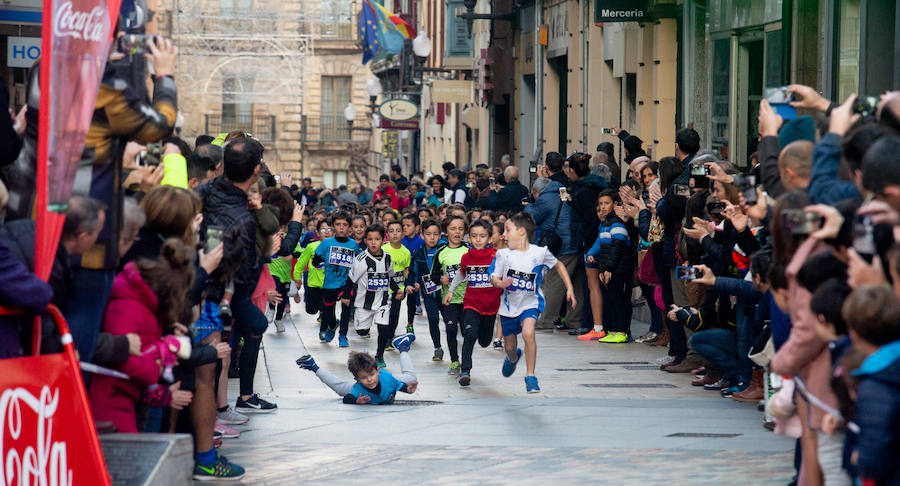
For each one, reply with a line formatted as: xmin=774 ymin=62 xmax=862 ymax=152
xmin=689 ymin=162 xmax=709 ymax=187
xmin=853 ymin=214 xmax=876 ymax=260
xmin=852 ymin=96 xmax=879 ymax=118
xmin=733 ymin=174 xmax=758 ymax=205
xmin=674 ymin=184 xmax=690 ymax=198
xmin=675 ymin=266 xmax=700 ymax=281
xmin=782 ymin=209 xmax=821 ymax=235
xmin=706 ymin=201 xmax=726 ymax=215
xmin=117 ymin=34 xmax=157 ymax=56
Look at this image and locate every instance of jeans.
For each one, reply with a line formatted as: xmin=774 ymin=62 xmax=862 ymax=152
xmin=734 ymin=295 xmax=760 ymax=381
xmin=231 ymin=297 xmax=268 ymax=396
xmin=65 ymin=268 xmax=115 ymax=363
xmin=655 ymin=249 xmax=687 ymax=358
xmin=689 ymin=329 xmax=742 ymax=382
xmin=461 ymin=309 xmax=495 ymax=372
xmin=422 ymin=291 xmax=442 ymax=348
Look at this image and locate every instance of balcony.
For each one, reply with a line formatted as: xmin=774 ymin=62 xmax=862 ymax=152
xmin=301 ymin=114 xmax=371 ymax=144
xmin=205 ymin=114 xmax=275 ymax=143
xmin=319 ymin=22 xmax=355 ymax=41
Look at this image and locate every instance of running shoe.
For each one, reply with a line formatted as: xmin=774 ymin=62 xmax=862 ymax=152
xmin=458 ymin=371 xmax=471 ymax=387
xmin=432 ymin=348 xmax=444 ymax=361
xmin=265 ymin=307 xmax=275 ymax=323
xmin=376 ymin=357 xmax=387 ymax=369
xmin=524 ymin=375 xmax=540 ymax=393
xmin=415 ymin=305 xmax=423 ymax=315
xmin=392 ymin=333 xmax=416 ymax=353
xmin=295 ymin=354 xmax=319 ymax=372
xmin=448 ymin=361 xmax=461 ymax=375
xmin=338 ymin=335 xmax=349 ymax=347
xmin=634 ymin=331 xmax=658 ymax=343
xmin=193 ymin=452 xmax=245 ymax=481
xmin=578 ymin=329 xmax=606 ymax=341
xmin=235 ymin=394 xmax=277 ymax=414
xmin=654 ymin=355 xmax=676 ymax=366
xmin=492 ymin=339 xmax=503 ymax=350
xmin=553 ymin=317 xmax=567 ymax=330
xmin=323 ymin=328 xmax=336 ymax=343
xmin=274 ymin=319 xmax=285 ymax=333
xmin=720 ymin=380 xmax=749 ymax=398
xmin=216 ymin=407 xmax=249 ymax=425
xmin=318 ymin=331 xmax=326 ymax=342
xmin=406 ymin=325 xmax=415 ymax=335
xmin=214 ymin=420 xmax=240 ymax=439
xmin=502 ymin=348 xmax=522 ymax=377
xmin=385 ymin=345 xmax=395 ymax=352
xmin=598 ymin=332 xmax=628 ymax=343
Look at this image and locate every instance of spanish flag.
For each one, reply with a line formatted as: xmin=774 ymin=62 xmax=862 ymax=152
xmin=371 ymin=0 xmax=415 ymax=39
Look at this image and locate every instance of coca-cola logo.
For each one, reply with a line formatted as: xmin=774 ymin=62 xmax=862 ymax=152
xmin=53 ymin=2 xmax=107 ymax=43
xmin=0 ymin=386 xmax=71 ymax=486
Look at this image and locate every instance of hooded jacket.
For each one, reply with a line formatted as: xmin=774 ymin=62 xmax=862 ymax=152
xmin=852 ymin=340 xmax=900 ymax=485
xmin=197 ymin=176 xmax=260 ymax=301
xmin=567 ymin=173 xmax=607 ymax=253
xmin=524 ymin=180 xmax=576 ymax=256
xmin=88 ymin=263 xmax=166 ymax=433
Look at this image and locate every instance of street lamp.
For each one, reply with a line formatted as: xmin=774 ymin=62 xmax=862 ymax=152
xmin=412 ymin=30 xmax=432 ymax=58
xmin=343 ymin=102 xmax=357 ymax=127
xmin=366 ymin=76 xmax=383 ymax=115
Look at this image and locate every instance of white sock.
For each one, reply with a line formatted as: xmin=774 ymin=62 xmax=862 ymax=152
xmin=593 ymin=325 xmax=603 ymax=332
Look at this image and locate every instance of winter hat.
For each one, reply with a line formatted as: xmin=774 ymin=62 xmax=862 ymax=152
xmin=778 ymin=115 xmax=816 ymax=148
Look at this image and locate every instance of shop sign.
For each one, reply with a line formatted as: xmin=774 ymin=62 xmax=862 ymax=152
xmin=594 ymin=0 xmax=649 ymax=23
xmin=431 ymin=80 xmax=472 ymax=103
xmin=547 ymin=3 xmax=567 ymax=58
xmin=382 ymin=131 xmax=399 ymax=158
xmin=7 ymin=37 xmax=41 ymax=68
xmin=380 ymin=118 xmax=419 ymax=130
xmin=378 ymin=98 xmax=418 ymax=122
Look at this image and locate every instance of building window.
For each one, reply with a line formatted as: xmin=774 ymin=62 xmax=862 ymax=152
xmin=321 ymin=0 xmax=354 ymax=39
xmin=221 ymin=0 xmax=252 ymax=16
xmin=837 ymin=0 xmax=860 ymax=100
xmin=323 ymin=170 xmax=348 ymax=189
xmin=711 ymin=38 xmax=731 ymax=157
xmin=321 ymin=75 xmax=352 ymax=139
xmin=222 ymin=75 xmax=254 ymax=132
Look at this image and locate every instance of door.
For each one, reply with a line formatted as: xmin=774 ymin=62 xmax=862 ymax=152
xmin=730 ymin=32 xmax=764 ymax=167
xmin=519 ymin=74 xmax=536 ymax=176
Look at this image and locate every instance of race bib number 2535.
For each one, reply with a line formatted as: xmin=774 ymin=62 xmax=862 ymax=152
xmin=467 ymin=266 xmax=492 ymax=288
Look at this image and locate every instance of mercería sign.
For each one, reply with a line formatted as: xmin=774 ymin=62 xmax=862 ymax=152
xmin=594 ymin=0 xmax=649 ymax=24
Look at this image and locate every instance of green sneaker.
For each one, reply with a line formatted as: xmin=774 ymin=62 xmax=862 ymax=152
xmin=448 ymin=361 xmax=461 ymax=375
xmin=193 ymin=453 xmax=245 ymax=481
xmin=376 ymin=357 xmax=387 ymax=368
xmin=598 ymin=332 xmax=628 ymax=343
xmin=406 ymin=325 xmax=415 ymax=334
xmin=386 ymin=345 xmax=395 ymax=352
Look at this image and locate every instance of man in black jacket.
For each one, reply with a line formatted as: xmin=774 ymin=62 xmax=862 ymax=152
xmin=486 ymin=166 xmax=530 ymax=214
xmin=545 ymin=152 xmax=570 ymax=186
xmin=198 ymin=138 xmax=277 ymax=413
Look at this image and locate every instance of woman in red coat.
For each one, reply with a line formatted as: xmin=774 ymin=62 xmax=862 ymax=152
xmin=88 ymin=239 xmax=195 ymax=433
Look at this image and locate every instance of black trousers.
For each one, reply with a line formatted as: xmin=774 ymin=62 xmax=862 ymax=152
xmin=461 ymin=309 xmax=496 ymax=372
xmin=305 ymin=286 xmax=323 ymax=315
xmin=440 ymin=302 xmax=463 ymax=363
xmin=270 ymin=279 xmax=289 ymax=320
xmin=321 ymin=288 xmax=341 ymax=333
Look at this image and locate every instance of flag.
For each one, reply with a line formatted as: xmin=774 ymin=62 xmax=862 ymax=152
xmin=368 ymin=0 xmax=403 ymax=56
xmin=371 ymin=1 xmax=415 ymax=39
xmin=358 ymin=0 xmax=379 ymax=64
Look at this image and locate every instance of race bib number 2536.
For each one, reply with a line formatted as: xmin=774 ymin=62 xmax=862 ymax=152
xmin=507 ymin=270 xmax=537 ymax=293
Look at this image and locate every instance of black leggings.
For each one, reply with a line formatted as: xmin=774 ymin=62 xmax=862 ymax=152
xmin=461 ymin=309 xmax=496 ymax=372
xmin=305 ymin=286 xmax=323 ymax=315
xmin=321 ymin=288 xmax=341 ymax=333
xmin=376 ymin=320 xmax=399 ymax=360
xmin=440 ymin=302 xmax=463 ymax=363
xmin=406 ymin=289 xmax=420 ymax=330
xmin=339 ymin=287 xmax=355 ymax=337
xmin=388 ymin=292 xmax=404 ymax=328
xmin=270 ymin=279 xmax=289 ymax=320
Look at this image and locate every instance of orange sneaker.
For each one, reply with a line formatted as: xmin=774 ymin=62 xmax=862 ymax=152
xmin=578 ymin=329 xmax=607 ymax=341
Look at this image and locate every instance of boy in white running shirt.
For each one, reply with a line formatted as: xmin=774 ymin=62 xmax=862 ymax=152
xmin=347 ymin=223 xmax=403 ymax=346
xmin=490 ymin=213 xmax=576 ymax=393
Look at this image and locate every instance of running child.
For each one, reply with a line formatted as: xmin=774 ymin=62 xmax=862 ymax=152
xmin=490 ymin=221 xmax=506 ymax=350
xmin=380 ymin=220 xmax=412 ymax=366
xmin=296 ymin=333 xmax=418 ymax=404
xmin=312 ymin=211 xmax=359 ymax=343
xmin=335 ymin=214 xmax=368 ymax=346
xmin=401 ymin=213 xmax=425 ymax=331
xmin=445 ymin=220 xmax=502 ymax=386
xmin=406 ymin=218 xmax=446 ymax=361
xmin=431 ymin=215 xmax=469 ymax=374
xmin=294 ymin=218 xmax=331 ymax=322
xmin=491 ymin=213 xmax=576 ymax=393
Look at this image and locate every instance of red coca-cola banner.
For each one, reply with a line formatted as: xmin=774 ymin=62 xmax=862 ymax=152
xmin=35 ymin=0 xmax=121 ymax=281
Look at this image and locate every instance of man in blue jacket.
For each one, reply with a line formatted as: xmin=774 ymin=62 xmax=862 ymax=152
xmin=524 ymin=177 xmax=583 ymax=330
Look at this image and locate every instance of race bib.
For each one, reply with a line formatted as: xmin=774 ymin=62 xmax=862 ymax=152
xmin=422 ymin=275 xmax=439 ymax=294
xmin=328 ymin=246 xmax=355 ymax=267
xmin=445 ymin=264 xmax=460 ymax=281
xmin=367 ymin=272 xmax=389 ymax=292
xmin=507 ymin=269 xmax=537 ymax=293
xmin=392 ymin=273 xmax=406 ymax=286
xmin=467 ymin=265 xmax=492 ymax=288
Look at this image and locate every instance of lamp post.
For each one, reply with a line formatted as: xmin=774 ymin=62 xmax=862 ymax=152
xmin=366 ymin=76 xmax=382 ymax=115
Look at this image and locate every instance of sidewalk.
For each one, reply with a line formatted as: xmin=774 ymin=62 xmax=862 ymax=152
xmin=214 ymin=298 xmax=795 ymax=485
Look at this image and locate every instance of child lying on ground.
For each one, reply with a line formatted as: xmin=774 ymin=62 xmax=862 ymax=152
xmin=296 ymin=333 xmax=418 ymax=404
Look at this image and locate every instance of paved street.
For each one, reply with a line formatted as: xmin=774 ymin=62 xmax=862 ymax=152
xmin=214 ymin=300 xmax=795 ymax=485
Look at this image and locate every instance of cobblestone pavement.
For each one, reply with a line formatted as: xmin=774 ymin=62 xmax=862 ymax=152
xmin=209 ymin=299 xmax=795 ymax=485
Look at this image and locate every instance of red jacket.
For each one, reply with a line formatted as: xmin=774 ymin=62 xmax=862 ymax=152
xmin=373 ymin=185 xmax=399 ymax=210
xmin=88 ymin=263 xmax=164 ymax=433
xmin=460 ymin=247 xmax=502 ymax=315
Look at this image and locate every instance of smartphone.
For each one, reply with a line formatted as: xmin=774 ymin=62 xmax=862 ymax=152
xmin=529 ymin=165 xmax=537 ymax=174
xmin=676 ymin=266 xmax=699 ymax=281
xmin=674 ymin=184 xmax=690 ymax=198
xmin=206 ymin=227 xmax=223 ymax=252
xmin=706 ymin=201 xmax=726 ymax=215
xmin=117 ymin=34 xmax=156 ymax=56
xmin=601 ymin=128 xmax=615 ymax=134
xmin=853 ymin=214 xmax=876 ymax=260
xmin=764 ymin=87 xmax=797 ymax=120
xmin=689 ymin=162 xmax=709 ymax=188
xmin=782 ymin=209 xmax=820 ymax=235
xmin=558 ymin=186 xmax=569 ymax=200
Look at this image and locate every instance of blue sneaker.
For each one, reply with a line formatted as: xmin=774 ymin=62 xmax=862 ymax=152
xmin=458 ymin=371 xmax=471 ymax=387
xmin=338 ymin=335 xmax=349 ymax=348
xmin=720 ymin=379 xmax=749 ymax=398
xmin=375 ymin=357 xmax=386 ymax=368
xmin=525 ymin=375 xmax=540 ymax=393
xmin=501 ymin=348 xmax=522 ymax=377
xmin=323 ymin=328 xmax=336 ymax=343
xmin=295 ymin=354 xmax=319 ymax=372
xmin=392 ymin=333 xmax=415 ymax=353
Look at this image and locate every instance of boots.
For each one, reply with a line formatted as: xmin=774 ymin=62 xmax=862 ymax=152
xmin=732 ymin=368 xmax=765 ymax=403
xmin=691 ymin=368 xmax=723 ymax=387
xmin=647 ymin=325 xmax=669 ymax=347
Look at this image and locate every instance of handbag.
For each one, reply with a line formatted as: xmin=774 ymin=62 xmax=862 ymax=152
xmin=637 ymin=247 xmax=660 ymax=284
xmin=538 ymin=200 xmax=565 ymax=255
